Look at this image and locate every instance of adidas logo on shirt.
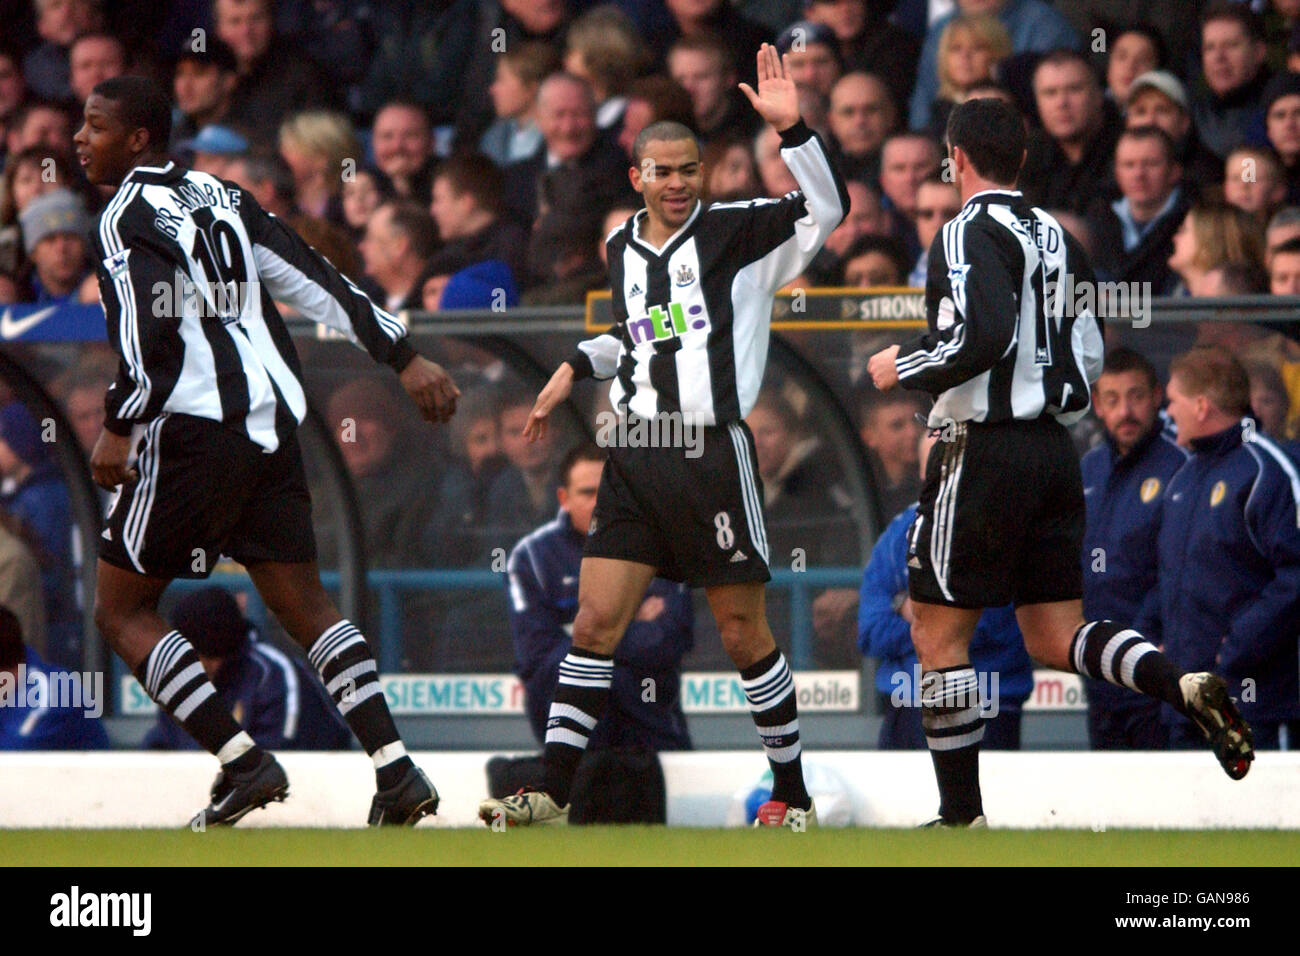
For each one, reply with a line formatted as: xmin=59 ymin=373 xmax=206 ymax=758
xmin=730 ymin=550 xmax=748 ymax=563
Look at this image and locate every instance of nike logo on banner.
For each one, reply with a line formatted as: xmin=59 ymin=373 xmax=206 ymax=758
xmin=0 ymin=305 xmax=59 ymax=340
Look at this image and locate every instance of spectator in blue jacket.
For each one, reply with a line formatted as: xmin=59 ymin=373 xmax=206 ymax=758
xmin=144 ymin=588 xmax=351 ymax=752
xmin=0 ymin=606 xmax=107 ymax=751
xmin=1081 ymin=348 xmax=1187 ymax=749
xmin=506 ymin=442 xmax=694 ymax=753
xmin=858 ymin=430 xmax=1033 ymax=749
xmin=1147 ymin=347 xmax=1300 ymax=749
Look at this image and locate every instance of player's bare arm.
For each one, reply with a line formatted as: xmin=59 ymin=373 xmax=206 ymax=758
xmin=524 ymin=360 xmax=575 ymax=443
xmin=868 ymin=344 xmax=901 ymax=391
xmin=398 ymin=354 xmax=460 ymax=424
xmin=89 ymin=428 xmax=137 ymax=490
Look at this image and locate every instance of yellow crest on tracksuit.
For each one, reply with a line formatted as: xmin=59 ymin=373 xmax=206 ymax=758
xmin=1140 ymin=477 xmax=1161 ymax=503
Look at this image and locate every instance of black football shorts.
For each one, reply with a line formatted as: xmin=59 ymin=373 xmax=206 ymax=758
xmin=584 ymin=416 xmax=772 ymax=587
xmin=99 ymin=412 xmax=316 ymax=579
xmin=906 ymin=416 xmax=1084 ymax=608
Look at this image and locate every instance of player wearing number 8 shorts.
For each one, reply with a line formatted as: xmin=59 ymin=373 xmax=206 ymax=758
xmin=479 ymin=44 xmax=849 ymax=829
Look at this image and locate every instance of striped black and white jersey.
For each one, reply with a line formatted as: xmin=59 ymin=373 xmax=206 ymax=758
xmin=566 ymin=120 xmax=848 ymax=424
xmin=93 ymin=161 xmax=414 ymax=452
xmin=896 ymin=189 xmax=1104 ymax=427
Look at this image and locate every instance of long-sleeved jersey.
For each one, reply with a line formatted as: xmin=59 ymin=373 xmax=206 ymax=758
xmin=93 ymin=160 xmax=415 ymax=452
xmin=895 ymin=189 xmax=1104 ymax=427
xmin=567 ymin=121 xmax=848 ymax=425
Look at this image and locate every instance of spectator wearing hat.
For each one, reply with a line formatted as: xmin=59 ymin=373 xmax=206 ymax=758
xmin=910 ymin=0 xmax=1079 ymax=133
xmin=0 ymin=606 xmax=107 ymax=750
xmin=1263 ymin=71 xmax=1300 ymax=203
xmin=1086 ymin=125 xmax=1189 ymax=295
xmin=775 ymin=21 xmax=843 ymax=99
xmin=16 ymin=188 xmax=91 ymax=305
xmin=1127 ymin=70 xmax=1224 ymax=190
xmin=1193 ymin=3 xmax=1273 ymax=162
xmin=143 ymin=587 xmax=351 ymax=752
xmin=178 ymin=124 xmax=249 ymax=180
xmin=803 ymin=0 xmax=920 ymax=111
xmin=0 ymin=400 xmax=77 ymax=668
xmin=170 ymin=35 xmax=239 ymax=150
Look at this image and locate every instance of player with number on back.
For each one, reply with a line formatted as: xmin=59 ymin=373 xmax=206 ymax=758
xmin=478 ymin=44 xmax=848 ymax=829
xmin=76 ymin=76 xmax=460 ymax=827
xmin=866 ymin=97 xmax=1254 ymax=827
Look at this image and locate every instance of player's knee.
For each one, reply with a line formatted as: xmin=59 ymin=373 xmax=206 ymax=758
xmin=571 ymin=604 xmax=621 ymax=654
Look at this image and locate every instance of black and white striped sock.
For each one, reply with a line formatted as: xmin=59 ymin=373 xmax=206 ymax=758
xmin=1069 ymin=620 xmax=1184 ymax=709
xmin=136 ymin=631 xmax=259 ymax=769
xmin=308 ymin=620 xmax=411 ymax=789
xmin=921 ymin=665 xmax=984 ymax=824
xmin=741 ymin=650 xmax=810 ymax=809
xmin=542 ymin=649 xmax=613 ymax=806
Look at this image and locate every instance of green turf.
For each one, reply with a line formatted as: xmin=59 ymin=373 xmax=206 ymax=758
xmin=2 ymin=828 xmax=1298 ymax=866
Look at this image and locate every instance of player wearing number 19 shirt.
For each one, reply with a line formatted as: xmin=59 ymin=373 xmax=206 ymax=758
xmin=866 ymin=98 xmax=1254 ymax=827
xmin=479 ymin=45 xmax=848 ymax=829
xmin=78 ymin=77 xmax=460 ymax=827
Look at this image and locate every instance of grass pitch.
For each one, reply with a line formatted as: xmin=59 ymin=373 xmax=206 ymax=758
xmin=3 ymin=827 xmax=1297 ymax=866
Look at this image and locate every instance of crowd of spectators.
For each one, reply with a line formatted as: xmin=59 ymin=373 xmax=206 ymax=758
xmin=0 ymin=1 xmax=1299 ymax=701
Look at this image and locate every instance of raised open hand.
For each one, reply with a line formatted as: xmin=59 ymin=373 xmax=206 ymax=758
xmin=737 ymin=42 xmax=800 ymax=133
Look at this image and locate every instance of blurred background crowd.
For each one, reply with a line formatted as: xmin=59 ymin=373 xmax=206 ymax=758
xmin=0 ymin=0 xmax=1299 ymax=737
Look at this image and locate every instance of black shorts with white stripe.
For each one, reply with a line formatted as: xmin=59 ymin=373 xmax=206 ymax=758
xmin=99 ymin=412 xmax=316 ymax=579
xmin=584 ymin=417 xmax=771 ymax=587
xmin=906 ymin=416 xmax=1084 ymax=609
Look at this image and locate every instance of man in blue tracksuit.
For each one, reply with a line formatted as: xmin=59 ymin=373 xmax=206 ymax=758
xmin=1147 ymin=347 xmax=1300 ymax=749
xmin=144 ymin=588 xmax=351 ymax=751
xmin=0 ymin=607 xmax=108 ymax=751
xmin=1081 ymin=348 xmax=1187 ymax=749
xmin=506 ymin=443 xmax=694 ymax=754
xmin=858 ymin=432 xmax=1033 ymax=749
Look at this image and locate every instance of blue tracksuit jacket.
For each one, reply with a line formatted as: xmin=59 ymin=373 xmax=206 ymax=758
xmin=506 ymin=509 xmax=693 ymax=751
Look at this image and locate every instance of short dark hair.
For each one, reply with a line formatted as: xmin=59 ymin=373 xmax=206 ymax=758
xmin=1033 ymin=48 xmax=1100 ymax=89
xmin=232 ymin=151 xmax=295 ymax=205
xmin=1113 ymin=23 xmax=1167 ymax=69
xmin=559 ymin=441 xmax=605 ymax=487
xmin=840 ymin=233 xmax=909 ymax=284
xmin=92 ymin=76 xmax=172 ymax=153
xmin=1202 ymin=1 xmax=1265 ymax=42
xmin=1209 ymin=260 xmax=1268 ymax=294
xmin=434 ymin=153 xmax=505 ymax=216
xmin=946 ymin=97 xmax=1025 ymax=185
xmin=632 ymin=120 xmax=700 ymax=165
xmin=1272 ymin=236 xmax=1300 ymax=257
xmin=381 ymin=200 xmax=438 ymax=260
xmin=1100 ymin=346 xmax=1159 ymax=390
xmin=625 ymin=75 xmax=696 ymax=131
xmin=857 ymin=383 xmax=923 ymax=426
xmin=1118 ymin=124 xmax=1177 ymax=163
